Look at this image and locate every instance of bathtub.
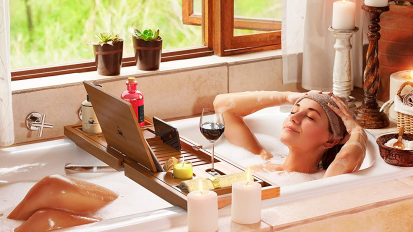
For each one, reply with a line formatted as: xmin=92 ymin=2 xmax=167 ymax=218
xmin=1 ymin=106 xmax=412 ymax=231
xmin=169 ymin=106 xmax=413 ymax=207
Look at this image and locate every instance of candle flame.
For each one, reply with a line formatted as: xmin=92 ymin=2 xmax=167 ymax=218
xmin=411 ymin=70 xmax=413 ymax=79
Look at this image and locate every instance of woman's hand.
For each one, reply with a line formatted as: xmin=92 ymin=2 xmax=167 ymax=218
xmin=328 ymin=95 xmax=361 ymax=134
xmin=286 ymin=90 xmax=332 ymax=105
xmin=248 ymin=161 xmax=283 ymax=173
xmin=260 ymin=148 xmax=273 ymax=160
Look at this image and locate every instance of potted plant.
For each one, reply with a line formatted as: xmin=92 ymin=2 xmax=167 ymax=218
xmin=89 ymin=32 xmax=123 ymax=76
xmin=378 ymin=0 xmax=413 ymax=101
xmin=132 ymin=29 xmax=162 ymax=71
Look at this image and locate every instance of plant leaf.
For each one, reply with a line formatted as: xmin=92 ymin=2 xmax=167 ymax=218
xmin=153 ymin=29 xmax=159 ymax=41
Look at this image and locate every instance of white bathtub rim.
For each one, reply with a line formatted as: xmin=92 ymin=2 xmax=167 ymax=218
xmin=56 ymin=206 xmax=186 ymax=232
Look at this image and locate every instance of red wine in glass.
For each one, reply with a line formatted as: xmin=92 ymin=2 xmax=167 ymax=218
xmin=199 ymin=109 xmax=225 ymax=176
xmin=200 ymin=122 xmax=225 ymax=141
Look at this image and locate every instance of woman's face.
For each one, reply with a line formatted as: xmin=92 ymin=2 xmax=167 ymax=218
xmin=280 ymin=98 xmax=332 ymax=151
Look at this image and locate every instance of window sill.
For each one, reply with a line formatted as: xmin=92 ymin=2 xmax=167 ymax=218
xmin=11 ymin=49 xmax=281 ymax=94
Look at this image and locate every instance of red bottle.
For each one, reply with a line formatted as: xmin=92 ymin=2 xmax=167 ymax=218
xmin=121 ymin=77 xmax=145 ymax=127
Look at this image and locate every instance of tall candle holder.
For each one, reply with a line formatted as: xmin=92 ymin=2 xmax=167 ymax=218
xmin=328 ymin=26 xmax=359 ymax=111
xmin=354 ymin=4 xmax=390 ymax=129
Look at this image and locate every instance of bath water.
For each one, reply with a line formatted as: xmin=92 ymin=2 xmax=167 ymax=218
xmin=213 ymin=133 xmax=325 ymax=186
xmin=0 ymin=172 xmax=172 ymax=230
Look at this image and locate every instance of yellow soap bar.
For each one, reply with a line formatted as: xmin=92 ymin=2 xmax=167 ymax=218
xmin=173 ymin=162 xmax=193 ymax=179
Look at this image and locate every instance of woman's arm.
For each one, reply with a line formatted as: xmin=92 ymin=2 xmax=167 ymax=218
xmin=324 ymin=96 xmax=367 ymax=178
xmin=213 ymin=91 xmax=305 ymax=160
xmin=213 ymin=91 xmax=291 ymax=116
xmin=323 ymin=127 xmax=367 ymax=177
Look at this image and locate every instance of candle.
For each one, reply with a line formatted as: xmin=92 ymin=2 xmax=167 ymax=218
xmin=332 ymin=0 xmax=356 ymax=30
xmin=389 ymin=70 xmax=413 ymax=120
xmin=231 ymin=168 xmax=262 ymax=224
xmin=173 ymin=161 xmax=193 ymax=179
xmin=364 ymin=0 xmax=388 ymax=7
xmin=187 ymin=181 xmax=218 ymax=232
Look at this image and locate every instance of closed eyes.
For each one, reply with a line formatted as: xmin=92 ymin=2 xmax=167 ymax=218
xmin=290 ymin=111 xmax=315 ymax=121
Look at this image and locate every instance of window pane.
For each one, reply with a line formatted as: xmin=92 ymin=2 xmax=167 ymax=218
xmin=10 ymin=0 xmax=203 ymax=70
xmin=233 ymin=0 xmax=282 ymax=36
xmin=194 ymin=0 xmax=202 ymax=15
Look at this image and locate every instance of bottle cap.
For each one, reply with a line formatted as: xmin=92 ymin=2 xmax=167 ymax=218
xmin=128 ymin=77 xmax=136 ymax=83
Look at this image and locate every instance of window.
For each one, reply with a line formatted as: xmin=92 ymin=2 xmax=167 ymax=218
xmin=183 ymin=0 xmax=281 ymax=33
xmin=11 ymin=0 xmax=281 ymax=81
xmin=212 ymin=0 xmax=282 ymax=56
xmin=184 ymin=0 xmax=282 ymax=55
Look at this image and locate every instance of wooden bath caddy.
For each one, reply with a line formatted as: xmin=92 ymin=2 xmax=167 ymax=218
xmin=64 ymin=82 xmax=280 ymax=210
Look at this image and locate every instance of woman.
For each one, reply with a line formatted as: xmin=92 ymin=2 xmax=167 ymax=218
xmin=213 ymin=90 xmax=367 ymax=178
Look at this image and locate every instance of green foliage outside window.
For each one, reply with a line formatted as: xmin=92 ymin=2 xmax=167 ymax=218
xmin=10 ymin=0 xmax=202 ymax=69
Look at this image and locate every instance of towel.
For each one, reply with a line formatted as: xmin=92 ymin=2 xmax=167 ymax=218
xmin=295 ymin=93 xmax=347 ymax=139
xmin=178 ymin=172 xmax=248 ymax=193
xmin=394 ymin=94 xmax=413 ymax=116
xmin=403 ymin=93 xmax=413 ymax=107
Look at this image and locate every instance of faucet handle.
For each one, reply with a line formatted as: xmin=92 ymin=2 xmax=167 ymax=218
xmin=26 ymin=112 xmax=53 ymax=137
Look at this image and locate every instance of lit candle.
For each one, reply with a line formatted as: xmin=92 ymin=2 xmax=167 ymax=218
xmin=231 ymin=168 xmax=262 ymax=224
xmin=173 ymin=156 xmax=193 ymax=179
xmin=364 ymin=0 xmax=388 ymax=7
xmin=187 ymin=181 xmax=218 ymax=232
xmin=389 ymin=70 xmax=413 ymax=120
xmin=332 ymin=0 xmax=356 ymax=30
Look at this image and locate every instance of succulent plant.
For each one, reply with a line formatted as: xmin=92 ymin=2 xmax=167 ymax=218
xmin=133 ymin=29 xmax=160 ymax=41
xmin=92 ymin=32 xmax=121 ymax=46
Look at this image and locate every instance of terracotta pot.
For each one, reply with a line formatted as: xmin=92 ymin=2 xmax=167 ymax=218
xmin=377 ymin=5 xmax=413 ymax=101
xmin=93 ymin=40 xmax=123 ymax=76
xmin=377 ymin=133 xmax=413 ymax=167
xmin=133 ymin=36 xmax=162 ymax=71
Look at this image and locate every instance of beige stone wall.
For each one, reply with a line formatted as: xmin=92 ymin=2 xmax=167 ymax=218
xmin=12 ymin=56 xmax=303 ymax=144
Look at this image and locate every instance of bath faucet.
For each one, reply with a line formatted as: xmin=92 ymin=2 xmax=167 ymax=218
xmin=26 ymin=112 xmax=53 ymax=137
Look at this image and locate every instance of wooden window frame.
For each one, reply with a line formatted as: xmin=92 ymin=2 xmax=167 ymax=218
xmin=12 ymin=0 xmax=281 ymax=81
xmin=11 ymin=46 xmax=213 ymax=81
xmin=212 ymin=0 xmax=281 ymax=56
xmin=182 ymin=0 xmax=281 ymax=32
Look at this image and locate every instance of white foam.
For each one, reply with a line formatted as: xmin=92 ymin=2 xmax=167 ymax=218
xmin=385 ymin=138 xmax=413 ymax=150
xmin=334 ymin=159 xmax=348 ymax=174
xmin=216 ymin=97 xmax=236 ymax=114
xmin=214 ymin=134 xmax=325 ymax=187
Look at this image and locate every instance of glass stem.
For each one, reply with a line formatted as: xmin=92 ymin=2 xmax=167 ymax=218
xmin=211 ymin=142 xmax=215 ymax=172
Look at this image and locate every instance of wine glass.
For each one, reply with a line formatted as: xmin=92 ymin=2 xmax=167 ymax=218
xmin=199 ymin=108 xmax=225 ymax=176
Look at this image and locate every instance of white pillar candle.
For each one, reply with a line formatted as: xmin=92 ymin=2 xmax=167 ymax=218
xmin=187 ymin=183 xmax=218 ymax=232
xmin=364 ymin=0 xmax=388 ymax=7
xmin=231 ymin=170 xmax=262 ymax=225
xmin=389 ymin=70 xmax=413 ymax=120
xmin=332 ymin=0 xmax=356 ymax=30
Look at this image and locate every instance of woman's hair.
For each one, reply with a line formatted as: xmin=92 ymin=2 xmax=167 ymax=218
xmin=319 ymin=144 xmax=344 ymax=170
xmin=319 ymin=125 xmax=344 ymax=170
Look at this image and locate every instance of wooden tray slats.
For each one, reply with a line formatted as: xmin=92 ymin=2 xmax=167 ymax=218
xmin=64 ymin=118 xmax=280 ymax=211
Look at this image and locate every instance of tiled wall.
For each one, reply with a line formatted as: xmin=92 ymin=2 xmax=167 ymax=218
xmin=12 ymin=56 xmax=303 ymax=144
